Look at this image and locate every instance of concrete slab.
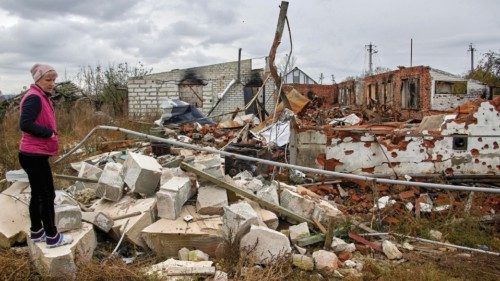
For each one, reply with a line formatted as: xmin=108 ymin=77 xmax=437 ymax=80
xmin=142 ymin=205 xmax=223 ymax=258
xmin=240 ymin=225 xmax=292 ymax=265
xmin=147 ymin=258 xmax=215 ymax=278
xmin=122 ymin=152 xmax=162 ymax=195
xmin=196 ymin=185 xmax=228 ymax=215
xmin=27 ymin=222 xmax=96 ymax=279
xmin=91 ymin=196 xmax=156 ymax=249
xmin=96 ymin=162 xmax=124 ymax=202
xmin=0 ymin=182 xmax=30 ymax=249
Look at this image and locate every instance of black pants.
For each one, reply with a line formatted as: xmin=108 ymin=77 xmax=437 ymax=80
xmin=18 ymin=153 xmax=58 ymax=237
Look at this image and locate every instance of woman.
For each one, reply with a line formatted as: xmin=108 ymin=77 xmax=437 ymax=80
xmin=18 ymin=64 xmax=73 ymax=248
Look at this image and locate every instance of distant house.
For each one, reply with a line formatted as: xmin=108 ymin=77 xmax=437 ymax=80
xmin=282 ymin=67 xmax=317 ymax=85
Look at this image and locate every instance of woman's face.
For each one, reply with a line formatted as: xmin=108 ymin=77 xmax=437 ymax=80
xmin=36 ymin=71 xmax=57 ymax=93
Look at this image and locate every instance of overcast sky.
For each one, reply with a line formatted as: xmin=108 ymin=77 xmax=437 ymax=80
xmin=1 ymin=0 xmax=499 ymax=94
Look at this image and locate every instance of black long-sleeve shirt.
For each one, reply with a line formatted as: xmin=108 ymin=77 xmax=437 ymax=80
xmin=19 ymin=95 xmax=53 ymax=138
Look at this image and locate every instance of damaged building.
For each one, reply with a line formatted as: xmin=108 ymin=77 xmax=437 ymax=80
xmin=127 ymin=59 xmax=277 ymax=121
xmin=337 ymin=66 xmax=490 ymax=120
xmin=290 ymin=97 xmax=500 ymax=176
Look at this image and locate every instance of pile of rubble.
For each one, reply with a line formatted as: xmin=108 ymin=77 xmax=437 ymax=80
xmin=1 ymin=94 xmax=498 ymax=279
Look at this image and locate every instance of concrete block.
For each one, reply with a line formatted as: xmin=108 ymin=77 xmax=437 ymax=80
xmin=160 ymin=167 xmax=197 ymax=198
xmin=246 ymin=200 xmax=279 ymax=230
xmin=188 ymin=249 xmax=209 ymax=261
xmin=91 ymin=196 xmax=156 ymax=249
xmin=81 ymin=211 xmax=114 ymax=232
xmin=312 ymin=200 xmax=343 ymax=226
xmin=222 ymin=201 xmax=259 ymax=242
xmin=382 ymin=240 xmax=402 ymax=260
xmin=0 ymin=182 xmax=30 ymax=248
xmin=96 ymin=162 xmax=124 ymax=202
xmin=279 ymin=189 xmax=315 ymax=221
xmin=240 ymin=225 xmax=292 ymax=265
xmin=78 ymin=162 xmax=102 ymax=179
xmin=147 ymin=259 xmax=215 ymax=278
xmin=142 ymin=206 xmax=223 ymax=258
xmin=214 ymin=270 xmax=228 ymax=281
xmin=196 ymin=185 xmax=228 ymax=215
xmin=331 ymin=237 xmax=356 ymax=253
xmin=289 ymin=222 xmax=310 ymax=243
xmin=55 ymin=204 xmax=82 ymax=232
xmin=27 ymin=223 xmax=96 ymax=279
xmin=292 ymin=254 xmax=314 ymax=271
xmin=157 ymin=176 xmax=192 ymax=220
xmin=193 ymin=154 xmax=224 ymax=179
xmin=160 ymin=167 xmax=188 ymax=185
xmin=178 ymin=247 xmax=189 ymax=260
xmin=76 ymin=162 xmax=102 ymax=191
xmin=312 ymin=250 xmax=339 ymax=271
xmin=122 ymin=152 xmax=162 ymax=195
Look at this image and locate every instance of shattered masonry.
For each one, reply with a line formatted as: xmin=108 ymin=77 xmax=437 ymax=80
xmin=291 ymin=98 xmax=500 ymax=176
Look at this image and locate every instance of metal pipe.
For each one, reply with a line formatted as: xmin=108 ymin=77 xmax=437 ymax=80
xmin=360 ymin=232 xmax=499 ymax=256
xmin=237 ymin=48 xmax=242 ymax=83
xmin=56 ymin=126 xmax=500 ymax=194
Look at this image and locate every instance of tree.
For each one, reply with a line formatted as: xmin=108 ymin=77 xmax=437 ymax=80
xmin=76 ymin=62 xmax=152 ymax=116
xmin=277 ymin=54 xmax=297 ymax=76
xmin=466 ymin=51 xmax=500 ymax=96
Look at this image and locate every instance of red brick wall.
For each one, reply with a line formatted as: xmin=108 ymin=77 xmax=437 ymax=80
xmin=363 ymin=66 xmax=432 ymax=120
xmin=283 ymin=84 xmax=337 ymax=106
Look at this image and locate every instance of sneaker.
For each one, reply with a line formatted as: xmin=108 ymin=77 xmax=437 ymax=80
xmin=30 ymin=228 xmax=46 ymax=243
xmin=46 ymin=233 xmax=73 ymax=248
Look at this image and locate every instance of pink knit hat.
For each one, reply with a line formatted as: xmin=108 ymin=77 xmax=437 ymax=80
xmin=30 ymin=64 xmax=57 ymax=82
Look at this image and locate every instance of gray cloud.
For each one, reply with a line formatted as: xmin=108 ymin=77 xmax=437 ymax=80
xmin=0 ymin=0 xmax=499 ymax=94
xmin=0 ymin=0 xmax=138 ymax=21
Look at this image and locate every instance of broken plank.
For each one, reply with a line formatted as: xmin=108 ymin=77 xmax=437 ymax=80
xmin=297 ymin=233 xmax=325 ymax=247
xmin=348 ymin=231 xmax=383 ymax=253
xmin=181 ymin=162 xmax=313 ymax=225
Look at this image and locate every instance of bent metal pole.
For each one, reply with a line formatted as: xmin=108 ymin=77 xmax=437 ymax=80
xmin=56 ymin=125 xmax=500 ymax=194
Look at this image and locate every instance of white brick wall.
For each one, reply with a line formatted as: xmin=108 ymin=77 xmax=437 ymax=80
xmin=127 ymin=59 xmax=270 ymax=120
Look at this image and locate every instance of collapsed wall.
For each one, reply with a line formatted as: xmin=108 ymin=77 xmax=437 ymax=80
xmin=290 ymin=98 xmax=500 ymax=176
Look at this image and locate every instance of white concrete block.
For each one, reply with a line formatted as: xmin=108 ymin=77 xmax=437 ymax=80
xmin=122 ymin=152 xmax=162 ymax=195
xmin=196 ymin=185 xmax=228 ymax=215
xmin=289 ymin=222 xmax=310 ymax=243
xmin=55 ymin=204 xmax=82 ymax=232
xmin=157 ymin=176 xmax=192 ymax=220
xmin=27 ymin=223 xmax=96 ymax=279
xmin=240 ymin=225 xmax=292 ymax=265
xmin=312 ymin=250 xmax=339 ymax=271
xmin=279 ymin=189 xmax=315 ymax=221
xmin=96 ymin=162 xmax=124 ymax=202
xmin=222 ymin=201 xmax=259 ymax=242
xmin=81 ymin=211 xmax=114 ymax=232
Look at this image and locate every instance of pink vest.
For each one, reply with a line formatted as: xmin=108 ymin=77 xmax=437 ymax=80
xmin=19 ymin=84 xmax=58 ymax=156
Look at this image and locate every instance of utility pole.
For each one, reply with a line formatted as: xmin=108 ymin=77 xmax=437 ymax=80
xmin=468 ymin=43 xmax=476 ymax=73
xmin=331 ymin=74 xmax=336 ymax=84
xmin=410 ymin=38 xmax=413 ymax=67
xmin=365 ymin=42 xmax=378 ymax=75
xmin=319 ymin=73 xmax=324 ymax=84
